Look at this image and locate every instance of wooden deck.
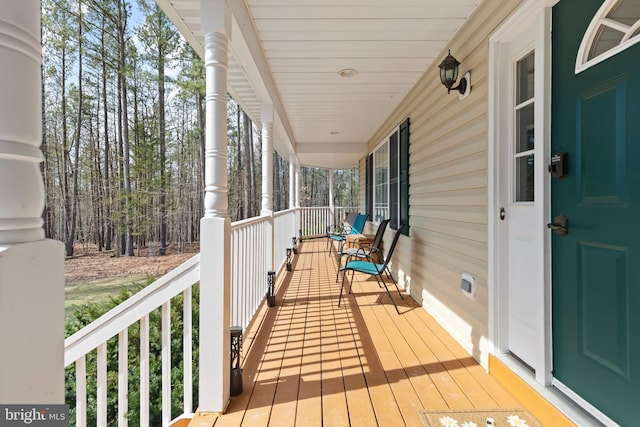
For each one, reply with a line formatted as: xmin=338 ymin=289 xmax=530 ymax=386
xmin=198 ymin=238 xmax=531 ymax=427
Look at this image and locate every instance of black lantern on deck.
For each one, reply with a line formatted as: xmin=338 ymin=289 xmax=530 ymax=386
xmin=266 ymin=270 xmax=276 ymax=307
xmin=292 ymin=236 xmax=297 ymax=254
xmin=286 ymin=248 xmax=293 ymax=271
xmin=230 ymin=326 xmax=243 ymax=396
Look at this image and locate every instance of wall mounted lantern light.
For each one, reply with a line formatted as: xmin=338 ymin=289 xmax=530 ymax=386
xmin=438 ymin=50 xmax=471 ymax=98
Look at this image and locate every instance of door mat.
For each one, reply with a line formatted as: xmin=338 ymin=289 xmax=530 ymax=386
xmin=418 ymin=408 xmax=543 ymax=427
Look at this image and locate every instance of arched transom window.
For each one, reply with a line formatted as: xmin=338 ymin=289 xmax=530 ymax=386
xmin=576 ymin=0 xmax=640 ymax=73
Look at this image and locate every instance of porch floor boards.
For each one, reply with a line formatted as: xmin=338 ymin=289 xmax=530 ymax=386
xmin=209 ymin=238 xmax=523 ymax=427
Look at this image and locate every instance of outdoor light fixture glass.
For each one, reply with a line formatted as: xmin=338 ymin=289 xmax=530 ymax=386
xmin=438 ymin=50 xmax=468 ymax=95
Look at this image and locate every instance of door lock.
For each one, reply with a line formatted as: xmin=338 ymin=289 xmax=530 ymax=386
xmin=547 ymin=215 xmax=568 ymax=236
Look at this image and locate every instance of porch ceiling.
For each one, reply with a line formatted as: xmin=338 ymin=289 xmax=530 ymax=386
xmin=156 ymin=0 xmax=482 ymax=169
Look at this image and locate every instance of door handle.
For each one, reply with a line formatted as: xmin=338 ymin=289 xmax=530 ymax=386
xmin=547 ymin=215 xmax=568 ymax=236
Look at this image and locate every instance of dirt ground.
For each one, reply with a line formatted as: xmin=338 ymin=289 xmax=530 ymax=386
xmin=65 ymin=242 xmax=200 ymax=284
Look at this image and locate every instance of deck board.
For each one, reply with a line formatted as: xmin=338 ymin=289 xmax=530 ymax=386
xmin=204 ymin=238 xmax=533 ymax=427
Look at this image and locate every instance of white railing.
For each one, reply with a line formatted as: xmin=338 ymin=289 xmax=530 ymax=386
xmin=62 ymin=207 xmax=325 ymax=426
xmin=64 ymin=255 xmax=201 ymax=427
xmin=274 ymin=209 xmax=296 ymax=268
xmin=299 ymin=207 xmax=331 ymax=238
xmin=229 ymin=215 xmax=268 ymax=331
xmin=298 ymin=206 xmax=359 ymax=238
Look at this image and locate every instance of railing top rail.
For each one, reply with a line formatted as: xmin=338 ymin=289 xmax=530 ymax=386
xmin=297 ymin=206 xmax=331 ymax=211
xmin=273 ymin=208 xmax=295 ymax=218
xmin=64 ymin=253 xmax=200 ymax=366
xmin=230 ymin=214 xmax=270 ymax=231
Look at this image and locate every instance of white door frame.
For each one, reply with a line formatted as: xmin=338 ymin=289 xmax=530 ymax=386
xmin=488 ymin=0 xmax=556 ymax=386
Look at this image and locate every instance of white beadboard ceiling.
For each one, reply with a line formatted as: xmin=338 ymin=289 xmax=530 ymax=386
xmin=156 ymin=0 xmax=482 ymax=169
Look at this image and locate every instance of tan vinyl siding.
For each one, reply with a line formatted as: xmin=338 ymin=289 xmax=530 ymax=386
xmin=362 ymin=0 xmax=524 ymax=363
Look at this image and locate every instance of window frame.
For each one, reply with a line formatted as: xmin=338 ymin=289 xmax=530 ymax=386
xmin=576 ymin=0 xmax=640 ymax=73
xmin=366 ymin=118 xmax=409 ymax=235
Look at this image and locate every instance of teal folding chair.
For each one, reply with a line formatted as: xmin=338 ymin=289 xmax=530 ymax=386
xmin=338 ymin=224 xmax=407 ymax=314
xmin=336 ymin=219 xmax=390 ymax=282
xmin=327 ymin=213 xmax=367 ymax=256
xmin=326 ymin=212 xmax=357 ymax=251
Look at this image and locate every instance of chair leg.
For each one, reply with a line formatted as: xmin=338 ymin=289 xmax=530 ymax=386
xmin=375 ymin=273 xmax=400 ymax=314
xmin=338 ymin=268 xmax=348 ymax=307
xmin=384 ymin=268 xmax=404 ymax=300
xmin=335 ymin=252 xmax=343 ymax=282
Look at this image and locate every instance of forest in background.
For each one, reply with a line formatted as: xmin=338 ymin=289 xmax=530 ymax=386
xmin=41 ymin=0 xmax=359 ymax=258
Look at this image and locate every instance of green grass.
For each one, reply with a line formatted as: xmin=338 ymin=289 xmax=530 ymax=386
xmin=65 ymin=276 xmax=151 ymax=316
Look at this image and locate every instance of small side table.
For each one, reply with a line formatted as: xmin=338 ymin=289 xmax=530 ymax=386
xmin=346 ymin=234 xmax=381 ymax=263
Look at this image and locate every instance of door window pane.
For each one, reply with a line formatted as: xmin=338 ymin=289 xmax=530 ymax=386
xmin=514 ymin=50 xmax=535 ymax=202
xmin=516 ymin=51 xmax=535 ymax=104
xmin=516 ymin=155 xmax=535 ymax=202
xmin=516 ymin=104 xmax=535 ymax=153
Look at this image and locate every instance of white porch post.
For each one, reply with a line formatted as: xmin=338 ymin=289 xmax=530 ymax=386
xmin=328 ymin=168 xmax=335 ymax=228
xmin=295 ymin=163 xmax=301 ymax=208
xmin=199 ymin=0 xmax=231 ymax=413
xmin=260 ymin=104 xmax=274 ymax=270
xmin=261 ymin=105 xmax=274 ymax=216
xmin=289 ymin=158 xmax=295 ymax=210
xmin=289 ymin=157 xmax=297 ymax=238
xmin=0 ymin=0 xmax=65 ymax=404
xmin=294 ymin=162 xmax=301 ymax=237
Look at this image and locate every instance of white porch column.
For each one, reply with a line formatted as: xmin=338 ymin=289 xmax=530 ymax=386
xmin=199 ymin=0 xmax=231 ymax=414
xmin=260 ymin=105 xmax=274 ymax=270
xmin=288 ymin=157 xmax=295 ymax=210
xmin=328 ymin=168 xmax=335 ymax=227
xmin=0 ymin=1 xmax=65 ymax=404
xmin=294 ymin=162 xmax=301 ymax=237
xmin=295 ymin=163 xmax=301 ymax=208
xmin=261 ymin=104 xmax=274 ymax=216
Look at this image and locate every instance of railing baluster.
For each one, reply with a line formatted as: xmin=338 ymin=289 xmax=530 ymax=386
xmin=162 ymin=302 xmax=171 ymax=426
xmin=65 ymin=208 xmax=350 ymax=424
xmin=118 ymin=329 xmax=128 ymax=427
xmin=75 ymin=357 xmax=87 ymax=427
xmin=97 ymin=343 xmax=107 ymax=427
xmin=183 ymin=288 xmax=193 ymax=414
xmin=140 ymin=315 xmax=149 ymax=427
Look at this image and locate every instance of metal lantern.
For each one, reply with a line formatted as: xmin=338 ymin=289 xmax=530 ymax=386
xmin=266 ymin=270 xmax=276 ymax=307
xmin=286 ymin=248 xmax=293 ymax=271
xmin=292 ymin=236 xmax=298 ymax=254
xmin=438 ymin=50 xmax=467 ymax=95
xmin=230 ymin=326 xmax=243 ymax=396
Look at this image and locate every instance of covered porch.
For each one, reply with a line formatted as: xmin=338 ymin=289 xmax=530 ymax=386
xmin=189 ymin=238 xmax=565 ymax=427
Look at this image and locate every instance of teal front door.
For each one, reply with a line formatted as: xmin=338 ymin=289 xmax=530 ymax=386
xmin=551 ymin=1 xmax=640 ymax=425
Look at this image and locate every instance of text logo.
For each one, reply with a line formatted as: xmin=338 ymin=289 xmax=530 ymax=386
xmin=0 ymin=406 xmax=68 ymax=426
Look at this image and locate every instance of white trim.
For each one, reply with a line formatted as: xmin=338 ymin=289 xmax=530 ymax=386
xmin=497 ymin=353 xmax=616 ymax=427
xmin=370 ymin=122 xmax=403 ymax=226
xmin=575 ymin=0 xmax=640 ymax=74
xmin=552 ymin=378 xmax=621 ymax=427
xmin=489 ymin=0 xmax=557 ymax=376
xmin=490 ymin=2 xmax=622 ymax=425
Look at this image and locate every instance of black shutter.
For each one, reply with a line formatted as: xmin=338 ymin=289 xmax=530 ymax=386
xmin=399 ymin=118 xmax=410 ymax=235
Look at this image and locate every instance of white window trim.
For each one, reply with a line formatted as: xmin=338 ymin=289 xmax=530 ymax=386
xmin=371 ymin=125 xmax=401 ymax=226
xmin=576 ymin=0 xmax=640 ymax=74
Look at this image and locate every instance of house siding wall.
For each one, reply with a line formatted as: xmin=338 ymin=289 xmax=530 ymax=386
xmin=362 ymin=0 xmax=524 ymax=366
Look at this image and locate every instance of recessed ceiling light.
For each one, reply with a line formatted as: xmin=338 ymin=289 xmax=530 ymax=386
xmin=338 ymin=68 xmax=358 ymax=78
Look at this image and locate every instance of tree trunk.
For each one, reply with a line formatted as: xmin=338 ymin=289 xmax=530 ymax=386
xmin=118 ymin=0 xmax=133 ymax=256
xmin=65 ymin=0 xmax=85 ymax=257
